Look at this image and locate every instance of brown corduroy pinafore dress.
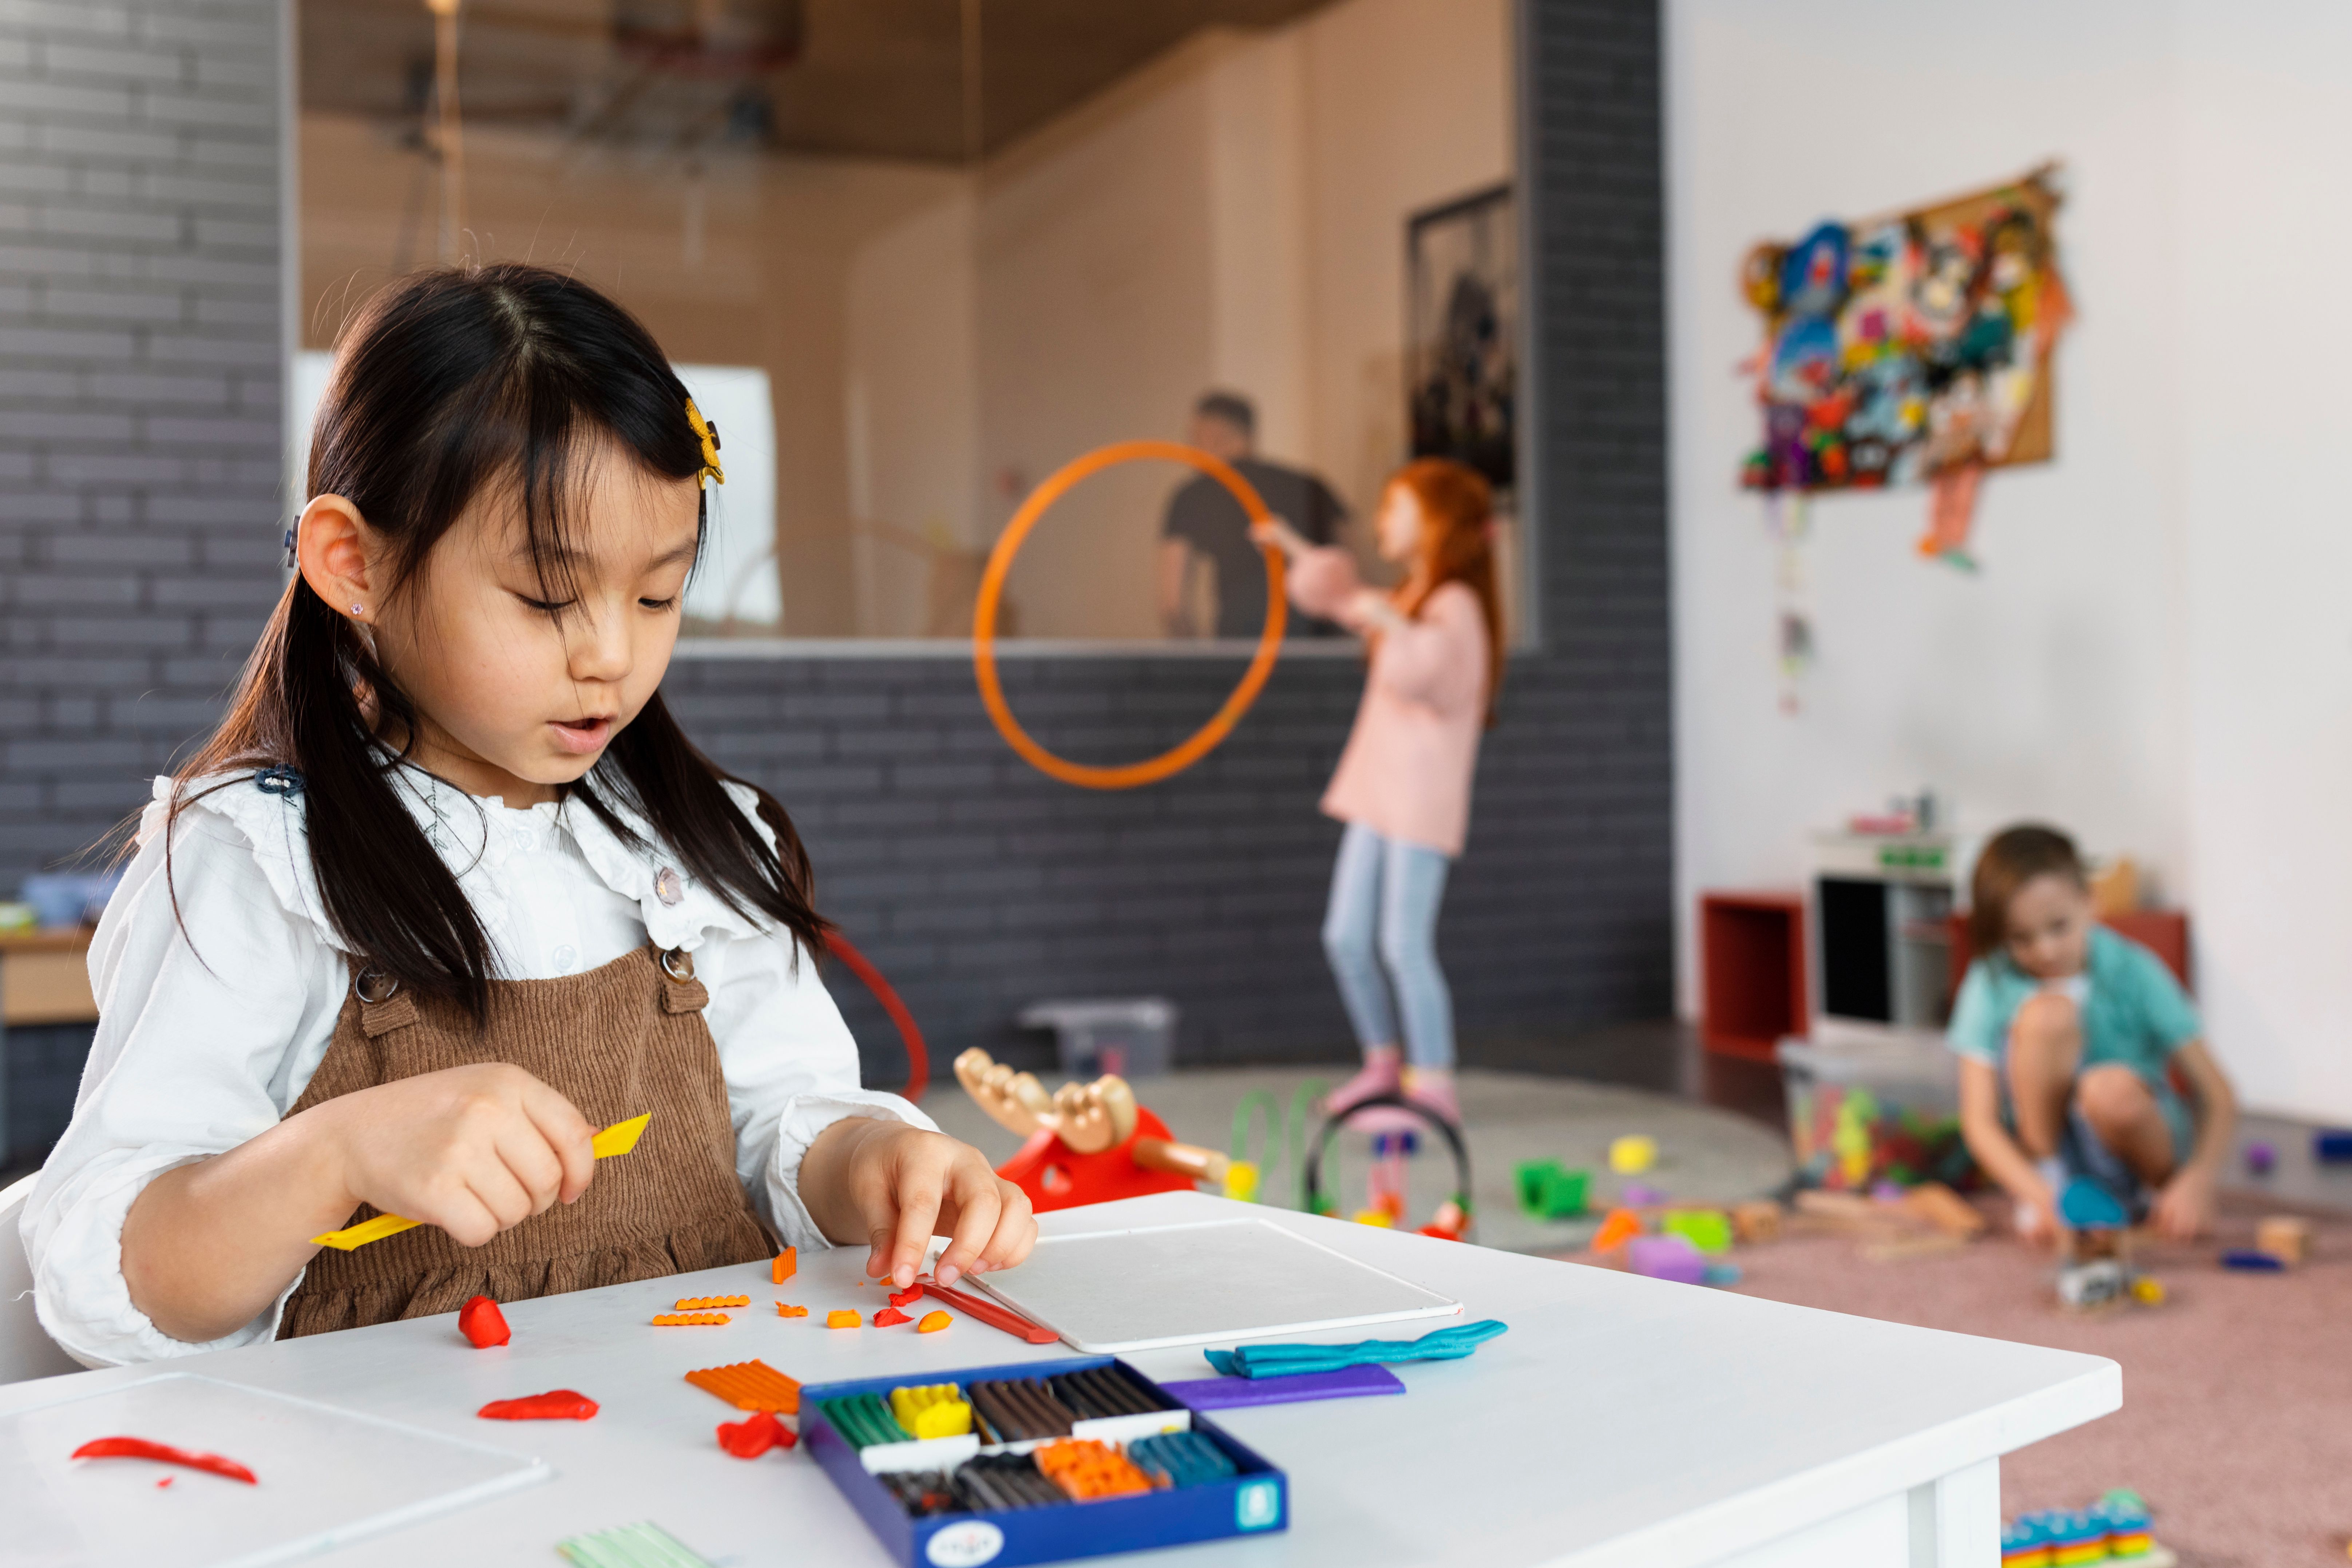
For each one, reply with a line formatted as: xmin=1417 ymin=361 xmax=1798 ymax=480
xmin=278 ymin=943 xmax=774 ymax=1338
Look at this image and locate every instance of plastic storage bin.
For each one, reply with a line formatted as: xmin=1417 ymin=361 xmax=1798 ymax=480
xmin=1017 ymin=999 xmax=1176 ymax=1081
xmin=803 ymin=1355 xmax=1286 ymax=1568
xmin=1777 ymin=1019 xmax=1972 ymax=1190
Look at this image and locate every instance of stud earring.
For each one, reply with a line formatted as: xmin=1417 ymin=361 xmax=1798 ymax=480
xmin=351 ymin=603 xmax=364 ymax=618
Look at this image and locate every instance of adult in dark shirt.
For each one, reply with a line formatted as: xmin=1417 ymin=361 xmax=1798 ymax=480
xmin=1159 ymin=391 xmax=1347 ymax=638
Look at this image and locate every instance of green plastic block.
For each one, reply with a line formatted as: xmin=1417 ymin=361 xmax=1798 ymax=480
xmin=1513 ymin=1159 xmax=1589 ymax=1219
xmin=1662 ymin=1209 xmax=1733 ymax=1254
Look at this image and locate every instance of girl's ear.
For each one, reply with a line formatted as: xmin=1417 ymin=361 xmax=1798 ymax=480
xmin=297 ymin=494 xmax=381 ymax=624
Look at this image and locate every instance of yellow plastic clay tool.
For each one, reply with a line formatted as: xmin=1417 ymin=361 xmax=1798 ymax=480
xmin=311 ymin=1113 xmax=652 ymax=1250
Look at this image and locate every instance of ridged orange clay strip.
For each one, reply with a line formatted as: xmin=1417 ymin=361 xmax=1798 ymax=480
xmin=674 ymin=1295 xmax=751 ymax=1311
xmin=684 ymin=1359 xmax=801 ymax=1414
xmin=651 ymin=1312 xmax=731 ymax=1326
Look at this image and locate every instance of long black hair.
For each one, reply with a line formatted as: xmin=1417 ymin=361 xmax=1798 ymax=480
xmin=173 ymin=262 xmax=827 ymax=1018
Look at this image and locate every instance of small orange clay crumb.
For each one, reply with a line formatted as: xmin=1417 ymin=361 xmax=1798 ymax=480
xmin=776 ymin=1302 xmax=808 ymax=1318
xmin=771 ymin=1247 xmax=797 ymax=1284
xmin=825 ymin=1309 xmax=862 ymax=1329
xmin=652 ymin=1312 xmax=732 ymax=1326
xmin=674 ymin=1295 xmax=751 ymax=1311
xmin=916 ymin=1310 xmax=952 ymax=1333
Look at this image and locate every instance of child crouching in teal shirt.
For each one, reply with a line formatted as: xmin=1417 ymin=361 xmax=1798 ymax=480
xmin=1949 ymin=825 xmax=2237 ymax=1245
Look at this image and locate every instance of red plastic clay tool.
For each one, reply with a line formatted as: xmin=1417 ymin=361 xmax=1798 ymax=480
xmin=920 ymin=1280 xmax=1060 ymax=1345
xmin=477 ymin=1390 xmax=599 ymax=1421
xmin=71 ymin=1437 xmax=257 ymax=1485
xmin=716 ymin=1410 xmax=796 ymax=1458
xmin=458 ymin=1295 xmax=510 ymax=1349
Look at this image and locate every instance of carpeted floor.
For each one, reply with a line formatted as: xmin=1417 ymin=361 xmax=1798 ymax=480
xmin=1724 ymin=1194 xmax=2352 ymax=1567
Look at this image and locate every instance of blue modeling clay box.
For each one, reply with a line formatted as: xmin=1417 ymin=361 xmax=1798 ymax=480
xmin=801 ymin=1356 xmax=1288 ymax=1568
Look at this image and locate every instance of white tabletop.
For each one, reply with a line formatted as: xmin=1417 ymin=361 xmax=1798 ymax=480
xmin=1 ymin=1192 xmax=2117 ymax=1568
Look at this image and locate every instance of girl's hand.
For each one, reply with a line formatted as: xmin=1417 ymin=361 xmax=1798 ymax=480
xmin=1248 ymin=515 xmax=1312 ymax=561
xmin=816 ymin=1118 xmax=1037 ymax=1290
xmin=2013 ymin=1183 xmax=2061 ymax=1248
xmin=311 ymin=1063 xmax=598 ymax=1248
xmin=2149 ymin=1165 xmax=2216 ymax=1241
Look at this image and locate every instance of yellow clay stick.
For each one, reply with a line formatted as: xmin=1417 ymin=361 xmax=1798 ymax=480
xmin=311 ymin=1112 xmax=651 ymax=1251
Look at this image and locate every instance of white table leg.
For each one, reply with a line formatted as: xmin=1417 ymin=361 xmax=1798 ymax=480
xmin=1908 ymin=1456 xmax=2000 ymax=1567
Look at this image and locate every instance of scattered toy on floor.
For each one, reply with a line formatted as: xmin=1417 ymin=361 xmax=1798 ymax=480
xmin=2221 ymin=1249 xmax=2285 ymax=1272
xmin=2256 ymin=1215 xmax=2309 ymax=1266
xmin=69 ymin=1436 xmax=257 ymax=1484
xmin=2315 ymin=1129 xmax=2352 ymax=1165
xmin=1732 ymin=1199 xmax=1783 ymax=1244
xmin=458 ymin=1294 xmax=510 ymax=1349
xmin=1589 ymin=1207 xmax=1643 ymax=1253
xmin=1628 ymin=1234 xmax=1707 ymax=1284
xmin=1621 ymin=1181 xmax=1667 ymax=1205
xmin=2001 ymin=1489 xmax=2159 ymax=1566
xmin=1514 ymin=1159 xmax=1590 ymax=1219
xmin=2242 ymin=1140 xmax=2277 ymax=1176
xmin=478 ymin=1390 xmax=599 ymax=1421
xmin=1661 ymin=1209 xmax=1733 ymax=1254
xmin=1608 ymin=1135 xmax=1658 ymax=1175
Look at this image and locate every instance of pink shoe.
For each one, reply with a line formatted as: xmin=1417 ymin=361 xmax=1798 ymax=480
xmin=1402 ymin=1071 xmax=1460 ymax=1127
xmin=1322 ymin=1049 xmax=1402 ymax=1116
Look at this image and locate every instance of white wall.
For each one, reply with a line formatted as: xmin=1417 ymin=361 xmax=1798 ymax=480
xmin=2175 ymin=2 xmax=2352 ymax=1118
xmin=1668 ymin=0 xmax=2352 ymax=1120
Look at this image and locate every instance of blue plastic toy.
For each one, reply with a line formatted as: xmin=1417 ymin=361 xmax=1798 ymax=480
xmin=1204 ymin=1319 xmax=1508 ymax=1379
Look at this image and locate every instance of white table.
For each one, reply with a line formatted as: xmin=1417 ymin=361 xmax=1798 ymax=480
xmin=0 ymin=1191 xmax=2117 ymax=1567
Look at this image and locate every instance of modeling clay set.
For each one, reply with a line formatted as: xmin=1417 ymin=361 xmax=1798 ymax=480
xmin=802 ymin=1356 xmax=1287 ymax=1568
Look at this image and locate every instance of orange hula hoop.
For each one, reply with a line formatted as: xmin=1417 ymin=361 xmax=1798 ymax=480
xmin=973 ymin=439 xmax=1287 ymax=790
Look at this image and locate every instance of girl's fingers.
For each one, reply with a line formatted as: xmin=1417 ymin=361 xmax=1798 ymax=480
xmin=428 ymin=1187 xmax=506 ymax=1250
xmin=465 ymin=1160 xmax=538 ymax=1237
xmin=933 ymin=1165 xmax=1002 ymax=1288
xmin=977 ymin=1180 xmax=1037 ymax=1273
xmin=517 ymin=1079 xmax=597 ymax=1203
xmin=494 ymin=1120 xmax=569 ymax=1215
xmin=886 ymin=1174 xmax=946 ymax=1290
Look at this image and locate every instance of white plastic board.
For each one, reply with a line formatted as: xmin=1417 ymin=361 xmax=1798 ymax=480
xmin=972 ymin=1216 xmax=1461 ymax=1353
xmin=0 ymin=1373 xmax=551 ymax=1568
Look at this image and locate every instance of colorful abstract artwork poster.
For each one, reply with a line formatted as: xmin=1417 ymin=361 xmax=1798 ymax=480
xmin=1737 ymin=166 xmax=2072 ymax=570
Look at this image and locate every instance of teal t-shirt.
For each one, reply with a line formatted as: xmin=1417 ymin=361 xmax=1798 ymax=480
xmin=1947 ymin=924 xmax=2201 ymax=1082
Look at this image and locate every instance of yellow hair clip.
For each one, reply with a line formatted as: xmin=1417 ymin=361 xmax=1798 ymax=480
xmin=685 ymin=397 xmax=725 ymax=488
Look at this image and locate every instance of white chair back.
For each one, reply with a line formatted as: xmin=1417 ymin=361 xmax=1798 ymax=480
xmin=0 ymin=1171 xmax=83 ymax=1383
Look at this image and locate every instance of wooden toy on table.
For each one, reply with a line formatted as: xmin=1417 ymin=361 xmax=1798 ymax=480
xmin=952 ymin=1048 xmax=1246 ymax=1213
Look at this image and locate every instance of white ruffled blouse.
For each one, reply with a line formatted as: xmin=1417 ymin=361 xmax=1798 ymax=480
xmin=20 ymin=766 xmax=930 ymax=1369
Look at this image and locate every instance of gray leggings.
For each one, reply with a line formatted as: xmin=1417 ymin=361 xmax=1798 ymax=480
xmin=1320 ymin=821 xmax=1456 ymax=1069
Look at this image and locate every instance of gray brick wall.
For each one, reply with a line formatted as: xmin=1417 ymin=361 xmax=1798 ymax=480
xmin=0 ymin=0 xmax=286 ymax=885
xmin=0 ymin=0 xmax=1668 ymax=1147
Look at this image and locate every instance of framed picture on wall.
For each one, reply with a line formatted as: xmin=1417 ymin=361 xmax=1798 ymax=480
xmin=1406 ymin=182 xmax=1517 ymax=497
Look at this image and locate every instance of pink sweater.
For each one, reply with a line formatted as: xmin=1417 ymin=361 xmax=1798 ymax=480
xmin=1288 ymin=547 xmax=1489 ymax=858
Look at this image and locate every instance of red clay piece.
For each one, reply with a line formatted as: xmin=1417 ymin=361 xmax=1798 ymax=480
xmin=716 ymin=1409 xmax=796 ymax=1458
xmin=458 ymin=1295 xmax=510 ymax=1349
xmin=72 ymin=1436 xmax=257 ymax=1484
xmin=888 ymin=1285 xmax=924 ymax=1309
xmin=477 ymin=1390 xmax=599 ymax=1421
xmin=156 ymin=1477 xmax=173 ymax=1489
xmin=872 ymin=1307 xmax=913 ymax=1327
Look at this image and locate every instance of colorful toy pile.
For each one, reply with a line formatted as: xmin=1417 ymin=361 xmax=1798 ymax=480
xmin=2000 ymin=1491 xmax=2157 ymax=1565
xmin=1788 ymin=1078 xmax=1972 ymax=1192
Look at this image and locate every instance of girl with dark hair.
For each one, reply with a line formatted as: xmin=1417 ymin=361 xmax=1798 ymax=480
xmin=1254 ymin=458 xmax=1504 ymax=1127
xmin=1950 ymin=823 xmax=2236 ymax=1245
xmin=23 ymin=265 xmax=1032 ymax=1364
